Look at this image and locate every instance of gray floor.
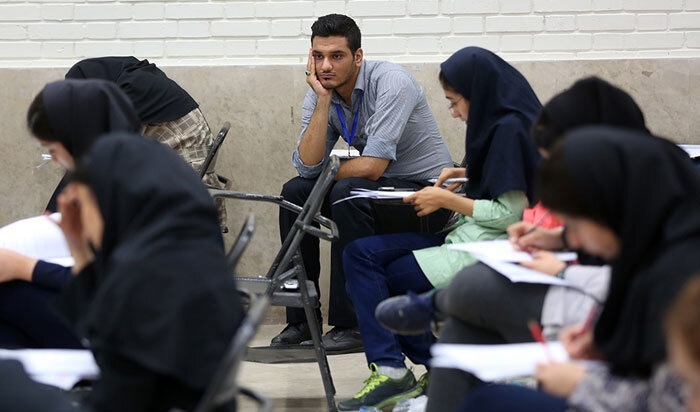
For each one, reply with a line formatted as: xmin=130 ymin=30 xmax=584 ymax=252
xmin=237 ymin=324 xmax=427 ymax=412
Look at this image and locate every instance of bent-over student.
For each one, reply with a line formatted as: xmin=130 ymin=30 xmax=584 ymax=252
xmin=0 ymin=79 xmax=140 ymax=349
xmin=0 ymin=134 xmax=244 ymax=412
xmin=457 ymin=126 xmax=700 ymax=412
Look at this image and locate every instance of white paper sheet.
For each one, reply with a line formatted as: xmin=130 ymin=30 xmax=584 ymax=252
xmin=0 ymin=349 xmax=99 ymax=390
xmin=332 ymin=188 xmax=416 ymax=205
xmin=447 ymin=239 xmax=577 ymax=262
xmin=476 ymin=257 xmax=586 ymax=291
xmin=430 ymin=342 xmax=569 ymax=381
xmin=0 ymin=214 xmax=74 ymax=267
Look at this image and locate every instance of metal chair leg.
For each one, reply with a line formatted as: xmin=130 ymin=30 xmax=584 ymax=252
xmin=294 ymin=255 xmax=338 ymax=411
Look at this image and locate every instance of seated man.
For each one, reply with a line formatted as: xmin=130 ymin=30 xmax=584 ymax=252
xmin=273 ymin=14 xmax=453 ymax=352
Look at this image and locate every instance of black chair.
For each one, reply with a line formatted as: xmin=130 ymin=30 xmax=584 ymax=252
xmin=189 ymin=213 xmax=272 ymax=412
xmin=192 ymin=292 xmax=272 ymax=412
xmin=226 ymin=214 xmax=255 ymax=272
xmin=209 ymin=156 xmax=341 ymax=411
xmin=199 ymin=122 xmax=231 ymax=180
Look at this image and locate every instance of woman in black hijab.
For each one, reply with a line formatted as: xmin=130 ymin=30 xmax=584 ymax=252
xmin=457 ymin=126 xmax=700 ymax=411
xmin=0 ymin=135 xmax=244 ymax=412
xmin=375 ymin=75 xmax=653 ymax=412
xmin=65 ymin=56 xmax=229 ymax=230
xmin=337 ymin=47 xmax=542 ymax=411
xmin=0 ymin=79 xmax=140 ymax=349
xmin=61 ymin=134 xmax=243 ymax=411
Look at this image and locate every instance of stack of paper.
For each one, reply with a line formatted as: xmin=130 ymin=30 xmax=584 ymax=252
xmin=332 ymin=188 xmax=416 ymax=205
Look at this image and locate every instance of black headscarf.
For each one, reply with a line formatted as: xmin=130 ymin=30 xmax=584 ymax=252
xmin=550 ymin=126 xmax=700 ymax=377
xmin=65 ymin=56 xmax=198 ymax=124
xmin=533 ymin=76 xmax=649 ymax=151
xmin=57 ymin=134 xmax=243 ymax=390
xmin=41 ymin=79 xmax=140 ymax=158
xmin=439 ymin=46 xmax=541 ymax=202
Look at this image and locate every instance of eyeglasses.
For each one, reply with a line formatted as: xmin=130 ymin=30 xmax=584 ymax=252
xmin=36 ymin=153 xmax=52 ymax=169
xmin=448 ymin=97 xmax=463 ymax=111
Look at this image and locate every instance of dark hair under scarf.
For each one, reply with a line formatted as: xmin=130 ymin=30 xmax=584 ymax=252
xmin=532 ymin=76 xmax=649 ymax=151
xmin=36 ymin=79 xmax=140 ymax=158
xmin=65 ymin=56 xmax=198 ymax=124
xmin=539 ymin=126 xmax=700 ymax=377
xmin=439 ymin=46 xmax=541 ymax=202
xmin=58 ymin=134 xmax=243 ymax=395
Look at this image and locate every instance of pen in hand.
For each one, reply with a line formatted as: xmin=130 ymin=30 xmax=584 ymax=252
xmin=528 ymin=319 xmax=554 ymax=363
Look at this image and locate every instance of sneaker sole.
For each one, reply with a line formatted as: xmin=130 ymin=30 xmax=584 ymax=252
xmin=337 ymin=384 xmax=423 ymax=412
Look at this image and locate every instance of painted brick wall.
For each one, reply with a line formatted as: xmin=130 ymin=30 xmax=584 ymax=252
xmin=0 ymin=0 xmax=699 ymax=67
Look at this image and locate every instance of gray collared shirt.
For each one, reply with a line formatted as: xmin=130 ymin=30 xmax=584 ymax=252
xmin=292 ymin=59 xmax=453 ymax=182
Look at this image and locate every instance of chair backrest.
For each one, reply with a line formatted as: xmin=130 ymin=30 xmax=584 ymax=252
xmin=264 ymin=156 xmax=340 ymax=288
xmin=199 ymin=122 xmax=231 ymax=179
xmin=225 ymin=214 xmax=255 ymax=273
xmin=192 ymin=294 xmax=271 ymax=412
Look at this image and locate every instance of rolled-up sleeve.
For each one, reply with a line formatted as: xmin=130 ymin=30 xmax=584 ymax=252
xmin=292 ymin=90 xmax=339 ymax=179
xmin=361 ymin=71 xmax=418 ymax=161
xmin=471 ymin=191 xmax=528 ymax=231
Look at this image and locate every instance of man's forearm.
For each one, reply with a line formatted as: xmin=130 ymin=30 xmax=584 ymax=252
xmin=298 ymin=95 xmax=332 ymax=166
xmin=336 ymin=156 xmax=390 ymax=181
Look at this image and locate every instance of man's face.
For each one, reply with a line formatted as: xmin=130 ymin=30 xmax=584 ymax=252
xmin=311 ymin=35 xmax=362 ymax=90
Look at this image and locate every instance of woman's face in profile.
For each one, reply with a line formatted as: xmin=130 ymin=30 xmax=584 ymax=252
xmin=444 ymin=89 xmax=470 ymax=123
xmin=559 ymin=213 xmax=620 ymax=261
xmin=38 ymin=139 xmax=74 ymax=170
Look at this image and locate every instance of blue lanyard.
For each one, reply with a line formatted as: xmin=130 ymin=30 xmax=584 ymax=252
xmin=334 ymin=90 xmax=364 ymax=147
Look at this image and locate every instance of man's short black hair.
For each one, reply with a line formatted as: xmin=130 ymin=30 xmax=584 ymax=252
xmin=311 ymin=14 xmax=361 ymax=54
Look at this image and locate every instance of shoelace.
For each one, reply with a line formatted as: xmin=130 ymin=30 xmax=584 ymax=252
xmin=354 ymin=368 xmax=389 ymax=398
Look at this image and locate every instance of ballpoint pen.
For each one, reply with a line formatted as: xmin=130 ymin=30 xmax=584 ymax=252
xmin=528 ymin=319 xmax=554 ymax=363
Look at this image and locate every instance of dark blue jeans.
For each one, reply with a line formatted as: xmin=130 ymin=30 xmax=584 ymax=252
xmin=343 ymin=232 xmax=445 ymax=367
xmin=0 ymin=281 xmax=81 ymax=349
xmin=458 ymin=384 xmax=567 ymax=412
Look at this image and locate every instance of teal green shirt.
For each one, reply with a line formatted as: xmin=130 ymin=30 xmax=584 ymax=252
xmin=413 ymin=191 xmax=528 ymax=288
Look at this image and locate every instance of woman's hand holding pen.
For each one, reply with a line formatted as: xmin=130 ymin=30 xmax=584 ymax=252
xmin=536 ymin=362 xmax=586 ymax=398
xmin=560 ymin=324 xmax=602 ymax=360
xmin=434 ymin=167 xmax=466 ymax=192
xmin=508 ymin=222 xmax=566 ymax=252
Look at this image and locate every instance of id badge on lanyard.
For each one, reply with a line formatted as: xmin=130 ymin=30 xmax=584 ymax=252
xmin=334 ymin=90 xmax=364 ymax=156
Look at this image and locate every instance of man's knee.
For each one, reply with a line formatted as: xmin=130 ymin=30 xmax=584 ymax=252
xmin=281 ymin=176 xmax=317 ymax=202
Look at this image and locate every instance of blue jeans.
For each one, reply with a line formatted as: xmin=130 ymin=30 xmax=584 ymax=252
xmin=343 ymin=232 xmax=445 ymax=368
xmin=457 ymin=384 xmax=567 ymax=412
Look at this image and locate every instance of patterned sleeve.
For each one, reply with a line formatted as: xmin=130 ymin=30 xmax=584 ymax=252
xmin=567 ymin=364 xmax=685 ymax=412
xmin=292 ymin=90 xmax=339 ymax=179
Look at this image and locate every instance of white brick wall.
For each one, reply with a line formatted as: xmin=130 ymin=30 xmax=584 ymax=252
xmin=0 ymin=0 xmax=698 ymax=67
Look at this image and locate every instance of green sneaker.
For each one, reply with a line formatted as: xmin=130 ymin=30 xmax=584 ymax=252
xmin=337 ymin=363 xmax=422 ymax=411
xmin=415 ymin=372 xmax=429 ymax=395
